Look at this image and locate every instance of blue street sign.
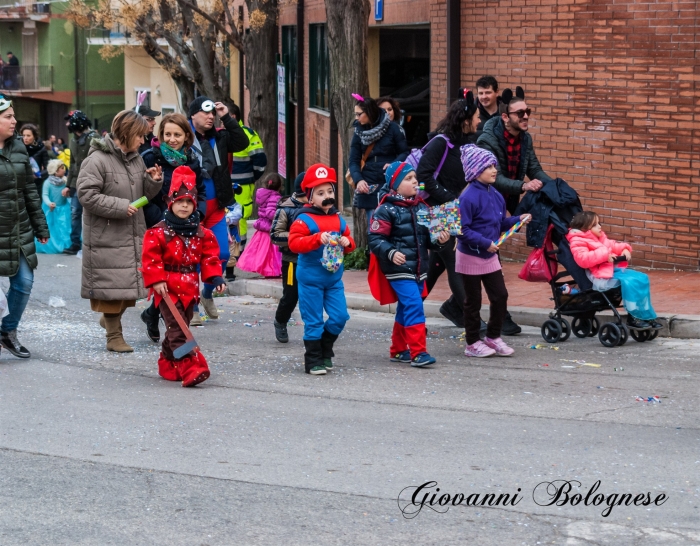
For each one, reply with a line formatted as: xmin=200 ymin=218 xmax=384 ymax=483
xmin=375 ymin=0 xmax=383 ymax=21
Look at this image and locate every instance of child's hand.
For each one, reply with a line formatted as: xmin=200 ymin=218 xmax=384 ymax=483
xmin=608 ymin=254 xmax=615 ymax=263
xmin=622 ymin=249 xmax=631 ymax=261
xmin=320 ymin=232 xmax=332 ymax=245
xmin=437 ymin=231 xmax=450 ymax=244
xmin=487 ymin=242 xmax=499 ymax=253
xmin=61 ymin=187 xmax=71 ymax=198
xmin=49 ymin=202 xmax=56 ymax=211
xmin=392 ymin=251 xmax=407 ymax=265
xmin=339 ymin=236 xmax=351 ymax=248
xmin=153 ymin=281 xmax=168 ymax=297
xmin=215 ymin=283 xmax=227 ymax=294
xmin=520 ymin=213 xmax=532 ymax=224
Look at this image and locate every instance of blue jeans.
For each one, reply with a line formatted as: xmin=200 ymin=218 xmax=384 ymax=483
xmin=1 ymin=253 xmax=34 ymax=333
xmin=70 ymin=193 xmax=83 ymax=247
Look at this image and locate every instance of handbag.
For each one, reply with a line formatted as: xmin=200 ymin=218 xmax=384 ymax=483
xmin=345 ymin=143 xmax=375 ymax=189
xmin=518 ymin=225 xmax=558 ymax=283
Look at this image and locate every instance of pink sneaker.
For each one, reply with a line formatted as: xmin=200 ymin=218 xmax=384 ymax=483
xmin=464 ymin=340 xmax=496 ymax=358
xmin=483 ymin=337 xmax=515 ymax=356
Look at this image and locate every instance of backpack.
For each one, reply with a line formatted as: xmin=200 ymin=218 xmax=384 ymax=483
xmin=405 ymin=134 xmax=454 ymax=199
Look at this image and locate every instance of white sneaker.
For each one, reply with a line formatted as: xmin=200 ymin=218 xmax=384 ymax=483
xmin=464 ymin=340 xmax=496 ymax=358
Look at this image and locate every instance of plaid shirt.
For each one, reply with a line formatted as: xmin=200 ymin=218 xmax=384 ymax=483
xmin=503 ymin=129 xmax=521 ymax=180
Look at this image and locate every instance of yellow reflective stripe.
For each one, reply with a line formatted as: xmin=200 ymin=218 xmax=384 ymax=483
xmin=287 ymin=262 xmax=294 ymax=286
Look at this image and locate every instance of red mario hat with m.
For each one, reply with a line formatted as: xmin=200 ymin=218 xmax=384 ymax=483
xmin=167 ymin=166 xmax=198 ymax=207
xmin=301 ymin=163 xmax=336 ymax=198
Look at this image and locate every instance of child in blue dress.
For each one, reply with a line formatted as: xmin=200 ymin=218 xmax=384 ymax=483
xmin=36 ymin=159 xmax=72 ymax=254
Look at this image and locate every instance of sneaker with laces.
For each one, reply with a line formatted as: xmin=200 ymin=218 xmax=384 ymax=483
xmin=390 ymin=350 xmax=411 ymax=363
xmin=309 ymin=365 xmax=327 ymax=375
xmin=483 ymin=337 xmax=515 ymax=356
xmin=411 ymin=353 xmax=436 ymax=367
xmin=464 ymin=340 xmax=496 ymax=358
xmin=0 ymin=330 xmax=31 ymax=358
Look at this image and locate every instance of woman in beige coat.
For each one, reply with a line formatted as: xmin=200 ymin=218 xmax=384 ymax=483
xmin=77 ymin=110 xmax=163 ymax=352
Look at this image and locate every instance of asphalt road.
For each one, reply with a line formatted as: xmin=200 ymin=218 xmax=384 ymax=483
xmin=1 ymin=254 xmax=698 ymax=545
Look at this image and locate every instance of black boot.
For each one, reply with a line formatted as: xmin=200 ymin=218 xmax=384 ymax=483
xmin=439 ymin=297 xmax=464 ymax=328
xmin=627 ymin=314 xmax=651 ymax=330
xmin=0 ymin=330 xmax=30 ymax=358
xmin=320 ymin=329 xmax=339 ymax=370
xmin=274 ymin=320 xmax=289 ymax=343
xmin=501 ymin=311 xmax=522 ymax=336
xmin=141 ymin=301 xmax=161 ymax=343
xmin=225 ymin=266 xmax=236 ymax=283
xmin=303 ymin=339 xmax=326 ymax=375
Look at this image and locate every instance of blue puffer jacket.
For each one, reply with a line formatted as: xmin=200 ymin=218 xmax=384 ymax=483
xmin=349 ymin=111 xmax=409 ymax=210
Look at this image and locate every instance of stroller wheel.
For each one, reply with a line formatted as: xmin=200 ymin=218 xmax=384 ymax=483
xmin=649 ymin=329 xmax=659 ymax=341
xmin=631 ymin=329 xmax=651 ymax=343
xmin=558 ymin=318 xmax=571 ymax=342
xmin=572 ymin=317 xmax=592 ymax=338
xmin=599 ymin=322 xmax=622 ymax=348
xmin=618 ymin=323 xmax=629 ymax=346
xmin=589 ymin=317 xmax=600 ymax=337
xmin=541 ymin=319 xmax=562 ymax=343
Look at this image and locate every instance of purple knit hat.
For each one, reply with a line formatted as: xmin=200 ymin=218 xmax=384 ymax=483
xmin=460 ymin=144 xmax=498 ymax=183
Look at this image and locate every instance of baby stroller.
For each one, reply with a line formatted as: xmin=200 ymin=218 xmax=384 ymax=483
xmin=538 ymin=221 xmax=658 ymax=348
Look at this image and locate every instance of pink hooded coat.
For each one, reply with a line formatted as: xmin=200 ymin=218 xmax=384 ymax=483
xmin=565 ymin=229 xmax=632 ymax=279
xmin=252 ymin=188 xmax=281 ymax=233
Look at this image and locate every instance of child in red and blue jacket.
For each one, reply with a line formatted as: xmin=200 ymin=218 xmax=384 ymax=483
xmin=288 ymin=164 xmax=356 ymax=375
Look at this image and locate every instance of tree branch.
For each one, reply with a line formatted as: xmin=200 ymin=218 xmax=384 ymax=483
xmin=177 ymin=0 xmax=246 ymax=52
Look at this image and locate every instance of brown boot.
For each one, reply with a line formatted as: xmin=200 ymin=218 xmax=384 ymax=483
xmin=103 ymin=312 xmax=134 ymax=353
xmin=99 ymin=315 xmax=105 ymax=329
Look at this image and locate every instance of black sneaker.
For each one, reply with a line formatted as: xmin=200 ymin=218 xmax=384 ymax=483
xmin=141 ymin=309 xmax=160 ymax=343
xmin=0 ymin=330 xmax=31 ymax=358
xmin=501 ymin=313 xmax=522 ymax=336
xmin=439 ymin=300 xmax=464 ymax=328
xmin=62 ymin=244 xmax=81 ymax=255
xmin=274 ymin=320 xmax=289 ymax=343
xmin=627 ymin=315 xmax=651 ymax=329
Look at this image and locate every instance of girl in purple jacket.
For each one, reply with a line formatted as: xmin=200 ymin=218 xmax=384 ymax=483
xmin=456 ymin=145 xmax=531 ymax=358
xmin=236 ymin=174 xmax=283 ymax=277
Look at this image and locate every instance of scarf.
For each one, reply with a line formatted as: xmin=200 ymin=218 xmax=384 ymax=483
xmin=164 ymin=210 xmax=200 ymax=237
xmin=160 ymin=142 xmax=189 ymax=167
xmin=48 ymin=175 xmax=66 ymax=186
xmin=355 ymin=110 xmax=392 ymax=146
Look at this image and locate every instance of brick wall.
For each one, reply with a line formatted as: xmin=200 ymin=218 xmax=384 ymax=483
xmin=453 ymin=0 xmax=700 ymax=269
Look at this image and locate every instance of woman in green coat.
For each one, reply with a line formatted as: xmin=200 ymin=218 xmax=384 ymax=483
xmin=0 ymin=95 xmax=50 ymax=358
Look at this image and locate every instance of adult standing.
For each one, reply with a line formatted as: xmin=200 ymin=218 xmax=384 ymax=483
xmin=137 ymin=104 xmax=161 ymax=155
xmin=349 ymin=95 xmax=409 ymax=232
xmin=0 ymin=95 xmax=49 ymax=358
xmin=19 ymin=123 xmax=49 ymax=194
xmin=77 ymin=110 xmax=163 ymax=352
xmin=377 ymin=96 xmax=404 ymax=135
xmin=187 ymin=97 xmax=249 ymax=319
xmin=62 ymin=110 xmax=98 ymax=255
xmin=5 ymin=52 xmax=19 ymax=89
xmin=475 ymin=76 xmax=501 ymax=131
xmin=477 ymin=86 xmax=550 ymax=335
xmin=416 ymin=93 xmax=481 ymax=328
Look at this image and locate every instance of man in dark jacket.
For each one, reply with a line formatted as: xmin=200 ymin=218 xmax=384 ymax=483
xmin=188 ymin=96 xmax=248 ymax=319
xmin=137 ymin=104 xmax=161 ymax=154
xmin=62 ymin=110 xmax=98 ymax=255
xmin=475 ymin=75 xmax=501 ymax=131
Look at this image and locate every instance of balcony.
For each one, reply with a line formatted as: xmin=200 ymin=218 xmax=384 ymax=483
xmin=0 ymin=65 xmax=53 ymax=93
xmin=0 ymin=0 xmax=50 ymax=17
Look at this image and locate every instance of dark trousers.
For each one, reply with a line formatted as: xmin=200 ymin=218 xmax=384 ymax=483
xmin=461 ymin=270 xmax=508 ymax=345
xmin=425 ymin=238 xmax=466 ymax=313
xmin=159 ymin=299 xmax=195 ymax=360
xmin=275 ymin=260 xmax=299 ymax=324
xmin=70 ymin=192 xmax=83 ymax=247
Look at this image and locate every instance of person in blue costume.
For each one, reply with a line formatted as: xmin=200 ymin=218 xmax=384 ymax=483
xmin=288 ymin=164 xmax=356 ymax=375
xmin=36 ymin=159 xmax=72 ymax=254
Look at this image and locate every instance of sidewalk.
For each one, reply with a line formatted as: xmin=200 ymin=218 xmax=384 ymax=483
xmin=231 ymin=262 xmax=700 ymax=339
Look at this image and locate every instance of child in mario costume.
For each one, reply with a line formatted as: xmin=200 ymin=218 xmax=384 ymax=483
xmin=141 ymin=165 xmax=227 ymax=387
xmin=288 ymin=164 xmax=356 ymax=375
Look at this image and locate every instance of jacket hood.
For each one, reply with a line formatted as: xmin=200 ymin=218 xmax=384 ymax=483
xmin=566 ymin=228 xmax=601 ymax=243
xmin=482 ymin=115 xmax=504 ymax=136
xmin=88 ymin=134 xmax=141 ymax=162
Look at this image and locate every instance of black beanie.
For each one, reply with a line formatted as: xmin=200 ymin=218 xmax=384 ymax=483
xmin=188 ymin=96 xmax=214 ymax=118
xmin=294 ymin=171 xmax=306 ymax=195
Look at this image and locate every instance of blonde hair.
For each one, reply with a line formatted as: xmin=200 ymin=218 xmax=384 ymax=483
xmin=111 ymin=110 xmax=149 ymax=150
xmin=158 ymin=113 xmax=195 ymax=149
xmin=47 ymin=159 xmax=66 ymax=176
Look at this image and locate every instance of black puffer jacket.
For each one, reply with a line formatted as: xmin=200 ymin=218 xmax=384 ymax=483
xmin=142 ymin=143 xmax=206 ymax=227
xmin=416 ymin=131 xmax=478 ymax=206
xmin=368 ymin=192 xmax=437 ymax=281
xmin=0 ymin=136 xmax=49 ymax=276
xmin=25 ymin=138 xmax=49 ymax=180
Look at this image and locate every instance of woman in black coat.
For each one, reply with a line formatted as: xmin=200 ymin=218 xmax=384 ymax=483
xmin=349 ymin=96 xmax=409 ymax=228
xmin=20 ymin=123 xmax=49 ymax=195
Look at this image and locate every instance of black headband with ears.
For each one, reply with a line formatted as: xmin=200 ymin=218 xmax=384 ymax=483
xmin=457 ymin=88 xmax=478 ymax=115
xmin=501 ymin=86 xmax=525 ymax=105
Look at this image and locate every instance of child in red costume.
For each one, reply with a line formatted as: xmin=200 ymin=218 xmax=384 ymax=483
xmin=141 ymin=166 xmax=227 ymax=387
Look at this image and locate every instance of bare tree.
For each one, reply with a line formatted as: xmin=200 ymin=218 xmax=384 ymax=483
xmin=325 ymin=0 xmax=371 ymax=247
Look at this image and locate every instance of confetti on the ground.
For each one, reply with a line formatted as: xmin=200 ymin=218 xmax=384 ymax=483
xmin=530 ymin=344 xmax=559 ymax=350
xmin=635 ymin=396 xmax=660 ymax=403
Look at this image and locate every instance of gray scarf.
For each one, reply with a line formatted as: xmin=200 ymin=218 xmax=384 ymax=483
xmin=355 ymin=110 xmax=391 ymax=146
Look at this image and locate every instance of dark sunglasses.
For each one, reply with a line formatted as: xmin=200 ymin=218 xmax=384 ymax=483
xmin=508 ymin=108 xmax=531 ymax=119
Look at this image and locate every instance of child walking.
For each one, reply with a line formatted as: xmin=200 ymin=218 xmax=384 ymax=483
xmin=236 ymin=174 xmax=283 ymax=277
xmin=141 ymin=166 xmax=227 ymax=387
xmin=270 ymin=171 xmax=308 ymax=343
xmin=36 ymin=159 xmax=72 ymax=254
xmin=288 ymin=164 xmax=356 ymax=375
xmin=567 ymin=211 xmax=662 ymax=330
xmin=456 ymin=145 xmax=531 ymax=357
xmin=369 ymin=161 xmax=450 ymax=366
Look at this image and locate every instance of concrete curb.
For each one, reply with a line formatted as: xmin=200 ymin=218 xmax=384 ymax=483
xmin=228 ymin=279 xmax=700 ymax=339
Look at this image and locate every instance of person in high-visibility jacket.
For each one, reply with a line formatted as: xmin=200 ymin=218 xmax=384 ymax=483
xmin=229 ymin=104 xmax=268 ymax=281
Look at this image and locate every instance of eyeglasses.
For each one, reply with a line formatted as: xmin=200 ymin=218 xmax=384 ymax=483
xmin=145 ymin=117 xmax=156 ymax=123
xmin=354 ymin=112 xmax=364 ymax=118
xmin=508 ymin=108 xmax=531 ymax=119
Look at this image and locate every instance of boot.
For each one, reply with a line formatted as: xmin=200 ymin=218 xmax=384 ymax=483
xmin=99 ymin=315 xmax=105 ymax=329
xmin=501 ymin=311 xmax=522 ymax=336
xmin=320 ymin=329 xmax=339 ymax=370
xmin=180 ymin=352 xmax=210 ymax=387
xmin=303 ymin=339 xmax=326 ymax=375
xmin=141 ymin=302 xmax=160 ymax=343
xmin=439 ymin=297 xmax=464 ymax=328
xmin=0 ymin=330 xmax=30 ymax=359
xmin=103 ymin=312 xmax=134 ymax=353
xmin=225 ymin=266 xmax=236 ymax=283
xmin=274 ymin=320 xmax=289 ymax=343
xmin=158 ymin=352 xmax=181 ymax=381
xmin=200 ymin=293 xmax=219 ymax=319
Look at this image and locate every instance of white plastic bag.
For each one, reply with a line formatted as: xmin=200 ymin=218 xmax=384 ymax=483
xmin=0 ymin=288 xmax=8 ymax=319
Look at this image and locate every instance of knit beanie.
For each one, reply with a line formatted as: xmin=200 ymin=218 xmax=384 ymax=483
xmin=47 ymin=159 xmax=65 ymax=176
xmin=384 ymin=161 xmax=415 ymax=191
xmin=293 ymin=171 xmax=306 ymax=195
xmin=460 ymin=144 xmax=498 ymax=183
xmin=188 ymin=96 xmax=216 ymax=118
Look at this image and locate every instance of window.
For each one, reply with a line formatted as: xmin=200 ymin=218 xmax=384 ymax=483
xmin=309 ymin=24 xmax=329 ymax=110
xmin=161 ymin=105 xmax=176 ymax=116
xmin=282 ymin=26 xmax=298 ymax=103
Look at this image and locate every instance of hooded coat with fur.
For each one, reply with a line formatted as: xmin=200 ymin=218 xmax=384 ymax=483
xmin=566 ymin=228 xmax=632 ymax=279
